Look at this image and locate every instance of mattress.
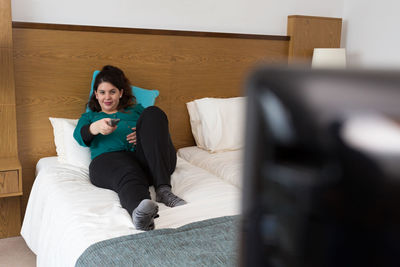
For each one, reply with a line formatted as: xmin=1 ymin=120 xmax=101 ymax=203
xmin=177 ymin=146 xmax=243 ymax=188
xmin=21 ymin=156 xmax=240 ymax=267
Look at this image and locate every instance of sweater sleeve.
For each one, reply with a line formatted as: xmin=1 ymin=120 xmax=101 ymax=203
xmin=80 ymin=124 xmax=95 ymax=146
xmin=73 ymin=112 xmax=94 ymax=147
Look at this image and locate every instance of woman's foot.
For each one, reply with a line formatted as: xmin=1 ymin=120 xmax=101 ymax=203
xmin=156 ymin=185 xmax=187 ymax=207
xmin=132 ymin=199 xmax=159 ymax=231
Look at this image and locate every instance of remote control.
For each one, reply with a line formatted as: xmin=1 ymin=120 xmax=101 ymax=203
xmin=108 ymin=118 xmax=120 ymax=126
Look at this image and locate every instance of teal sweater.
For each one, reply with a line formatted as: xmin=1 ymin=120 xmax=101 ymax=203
xmin=73 ymin=104 xmax=145 ymax=159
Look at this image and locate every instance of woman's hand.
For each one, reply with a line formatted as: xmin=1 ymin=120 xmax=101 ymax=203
xmin=126 ymin=127 xmax=137 ymax=145
xmin=89 ymin=118 xmax=117 ymax=135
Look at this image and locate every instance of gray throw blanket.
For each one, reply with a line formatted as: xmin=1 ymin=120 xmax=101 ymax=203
xmin=75 ymin=215 xmax=240 ymax=267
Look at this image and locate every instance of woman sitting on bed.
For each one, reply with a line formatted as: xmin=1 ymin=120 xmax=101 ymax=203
xmin=73 ymin=65 xmax=186 ymax=231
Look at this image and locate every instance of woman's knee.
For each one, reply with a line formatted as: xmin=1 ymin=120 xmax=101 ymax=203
xmin=141 ymin=106 xmax=167 ymax=122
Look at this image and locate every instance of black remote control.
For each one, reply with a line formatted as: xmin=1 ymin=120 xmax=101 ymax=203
xmin=108 ymin=118 xmax=120 ymax=126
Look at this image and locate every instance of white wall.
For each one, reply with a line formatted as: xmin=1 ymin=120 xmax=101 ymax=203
xmin=342 ymin=0 xmax=400 ymax=68
xmin=11 ymin=0 xmax=343 ymax=36
xmin=14 ymin=1 xmax=400 ymax=68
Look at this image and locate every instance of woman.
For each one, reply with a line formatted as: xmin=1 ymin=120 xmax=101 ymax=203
xmin=73 ymin=65 xmax=186 ymax=231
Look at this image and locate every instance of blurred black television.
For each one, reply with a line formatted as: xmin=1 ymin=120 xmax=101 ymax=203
xmin=241 ymin=67 xmax=400 ymax=267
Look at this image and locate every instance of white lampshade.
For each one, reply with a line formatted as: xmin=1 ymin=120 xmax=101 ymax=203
xmin=312 ymin=48 xmax=346 ymax=69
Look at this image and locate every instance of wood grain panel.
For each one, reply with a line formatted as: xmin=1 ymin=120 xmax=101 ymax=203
xmin=0 ymin=0 xmax=18 ymax=160
xmin=0 ymin=22 xmax=12 ymax=48
xmin=0 ymin=171 xmax=19 ymax=195
xmin=0 ymin=157 xmax=21 ymax=170
xmin=0 ymin=197 xmax=21 ymax=238
xmin=20 ymin=167 xmax=34 ymax=214
xmin=0 ymin=0 xmax=12 ymax=48
xmin=0 ymin=48 xmax=16 ymax=104
xmin=0 ymin=158 xmax=22 ymax=199
xmin=287 ymin=15 xmax=342 ymax=64
xmin=0 ymin=104 xmax=18 ymax=158
xmin=0 ymin=0 xmax=21 ymax=239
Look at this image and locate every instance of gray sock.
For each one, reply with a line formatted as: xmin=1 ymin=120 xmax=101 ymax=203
xmin=156 ymin=185 xmax=187 ymax=207
xmin=132 ymin=199 xmax=159 ymax=231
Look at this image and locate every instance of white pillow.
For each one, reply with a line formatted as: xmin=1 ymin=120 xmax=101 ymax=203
xmin=191 ymin=97 xmax=246 ymax=153
xmin=49 ymin=117 xmax=78 ymax=163
xmin=49 ymin=117 xmax=91 ymax=169
xmin=186 ymin=101 xmax=206 ymax=149
xmin=62 ymin=119 xmax=92 ymax=169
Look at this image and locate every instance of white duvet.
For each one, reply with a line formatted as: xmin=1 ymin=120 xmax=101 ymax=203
xmin=178 ymin=146 xmax=244 ymax=188
xmin=21 ymin=156 xmax=241 ymax=267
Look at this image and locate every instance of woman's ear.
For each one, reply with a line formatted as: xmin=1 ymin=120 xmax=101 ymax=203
xmin=120 ymin=89 xmax=124 ymax=98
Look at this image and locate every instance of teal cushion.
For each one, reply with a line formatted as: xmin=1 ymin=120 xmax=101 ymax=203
xmin=86 ymin=70 xmax=159 ymax=112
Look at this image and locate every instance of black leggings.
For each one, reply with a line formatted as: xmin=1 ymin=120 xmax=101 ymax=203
xmin=89 ymin=106 xmax=177 ymax=216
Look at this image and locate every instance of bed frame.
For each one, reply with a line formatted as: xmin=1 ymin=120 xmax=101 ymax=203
xmin=1 ymin=11 xmax=342 ymax=237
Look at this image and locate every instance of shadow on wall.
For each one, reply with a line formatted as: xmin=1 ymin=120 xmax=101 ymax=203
xmin=341 ymin=20 xmax=362 ymax=68
xmin=341 ymin=19 xmax=347 ymax=49
xmin=347 ymin=52 xmax=362 ymax=67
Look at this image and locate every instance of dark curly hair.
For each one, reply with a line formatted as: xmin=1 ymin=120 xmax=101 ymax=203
xmin=87 ymin=65 xmax=136 ymax=112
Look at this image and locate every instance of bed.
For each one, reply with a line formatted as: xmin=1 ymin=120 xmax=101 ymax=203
xmin=21 ymin=93 xmax=246 ymax=267
xmin=11 ymin=16 xmax=342 ymax=267
xmin=22 ymin=156 xmax=241 ymax=267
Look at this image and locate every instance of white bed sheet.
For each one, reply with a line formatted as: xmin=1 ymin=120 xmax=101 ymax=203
xmin=21 ymin=156 xmax=240 ymax=267
xmin=178 ymin=146 xmax=243 ymax=188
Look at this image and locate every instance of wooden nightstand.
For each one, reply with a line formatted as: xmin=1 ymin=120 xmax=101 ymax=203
xmin=0 ymin=157 xmax=23 ymax=238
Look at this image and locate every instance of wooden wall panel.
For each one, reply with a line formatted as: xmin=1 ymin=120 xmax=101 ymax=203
xmin=0 ymin=171 xmax=19 ymax=195
xmin=0 ymin=105 xmax=18 ymax=157
xmin=0 ymin=197 xmax=21 ymax=238
xmin=12 ymin=26 xmax=289 ymax=213
xmin=0 ymin=0 xmax=18 ymax=159
xmin=0 ymin=48 xmax=16 ymax=105
xmin=0 ymin=22 xmax=13 ymax=48
xmin=287 ymin=15 xmax=342 ymax=64
xmin=0 ymin=0 xmax=21 ymax=238
xmin=0 ymin=0 xmax=12 ymax=48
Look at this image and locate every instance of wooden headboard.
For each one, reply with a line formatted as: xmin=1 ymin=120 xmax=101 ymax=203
xmin=10 ymin=15 xmax=342 ymax=215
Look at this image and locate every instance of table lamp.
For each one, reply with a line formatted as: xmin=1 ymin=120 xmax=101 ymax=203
xmin=312 ymin=48 xmax=346 ymax=69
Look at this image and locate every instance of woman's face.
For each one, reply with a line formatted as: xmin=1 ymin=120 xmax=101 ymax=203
xmin=95 ymin=82 xmax=123 ymax=114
